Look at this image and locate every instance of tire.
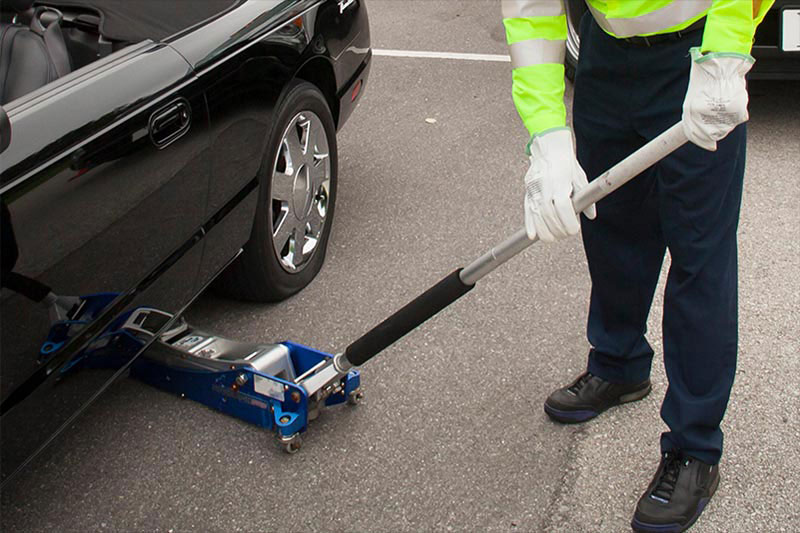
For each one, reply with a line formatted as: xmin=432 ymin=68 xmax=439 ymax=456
xmin=214 ymin=80 xmax=338 ymax=302
xmin=565 ymin=0 xmax=587 ymax=82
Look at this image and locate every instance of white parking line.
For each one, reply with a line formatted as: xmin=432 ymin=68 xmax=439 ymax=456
xmin=373 ymin=48 xmax=511 ymax=62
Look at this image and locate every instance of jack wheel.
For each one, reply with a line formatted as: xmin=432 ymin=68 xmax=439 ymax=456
xmin=280 ymin=434 xmax=302 ymax=454
xmin=347 ymin=389 xmax=364 ymax=406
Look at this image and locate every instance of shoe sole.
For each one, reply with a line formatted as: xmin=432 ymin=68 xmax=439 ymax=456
xmin=630 ymin=471 xmax=720 ymax=533
xmin=543 ymin=384 xmax=652 ymax=424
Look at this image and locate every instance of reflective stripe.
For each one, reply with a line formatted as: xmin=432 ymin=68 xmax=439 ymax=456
xmin=587 ymin=0 xmax=712 ymax=37
xmin=510 ymin=39 xmax=565 ymax=69
xmin=501 ymin=0 xmax=564 ymax=19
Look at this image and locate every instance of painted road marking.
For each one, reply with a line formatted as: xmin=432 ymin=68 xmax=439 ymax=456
xmin=373 ymin=49 xmax=510 ymax=62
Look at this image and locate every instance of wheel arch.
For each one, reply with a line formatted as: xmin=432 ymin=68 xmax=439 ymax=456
xmin=294 ymin=56 xmax=340 ymax=129
xmin=211 ymin=77 xmax=339 ymax=302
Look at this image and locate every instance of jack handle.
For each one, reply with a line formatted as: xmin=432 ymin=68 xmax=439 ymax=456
xmin=334 ymin=122 xmax=690 ymax=372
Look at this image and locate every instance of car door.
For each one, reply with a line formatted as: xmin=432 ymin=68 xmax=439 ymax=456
xmin=0 ymin=41 xmax=211 ymax=484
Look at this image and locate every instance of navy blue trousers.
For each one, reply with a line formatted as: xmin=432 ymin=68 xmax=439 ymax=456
xmin=573 ymin=16 xmax=745 ymax=465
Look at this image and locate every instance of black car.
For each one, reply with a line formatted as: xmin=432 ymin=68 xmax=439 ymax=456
xmin=0 ymin=0 xmax=370 ymax=486
xmin=564 ymin=0 xmax=800 ymax=80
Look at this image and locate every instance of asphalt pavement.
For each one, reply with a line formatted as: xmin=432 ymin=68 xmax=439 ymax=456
xmin=2 ymin=2 xmax=798 ymax=532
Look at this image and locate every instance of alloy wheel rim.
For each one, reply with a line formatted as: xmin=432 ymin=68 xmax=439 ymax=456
xmin=270 ymin=110 xmax=330 ymax=273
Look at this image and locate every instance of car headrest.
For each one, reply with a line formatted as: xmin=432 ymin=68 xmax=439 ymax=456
xmin=5 ymin=0 xmax=35 ymax=12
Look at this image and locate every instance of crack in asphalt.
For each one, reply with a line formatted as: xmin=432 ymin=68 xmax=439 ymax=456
xmin=539 ymin=424 xmax=589 ymax=533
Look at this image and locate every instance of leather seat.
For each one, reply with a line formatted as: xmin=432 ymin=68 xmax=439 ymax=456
xmin=0 ymin=0 xmax=72 ymax=105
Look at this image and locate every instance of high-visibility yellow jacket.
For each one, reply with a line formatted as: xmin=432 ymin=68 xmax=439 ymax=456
xmin=502 ymin=0 xmax=774 ymax=137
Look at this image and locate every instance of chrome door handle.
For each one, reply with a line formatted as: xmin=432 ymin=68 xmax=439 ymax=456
xmin=149 ymin=98 xmax=191 ymax=148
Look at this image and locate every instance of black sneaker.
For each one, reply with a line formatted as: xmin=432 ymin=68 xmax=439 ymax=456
xmin=543 ymin=371 xmax=651 ymax=423
xmin=631 ymin=452 xmax=720 ymax=533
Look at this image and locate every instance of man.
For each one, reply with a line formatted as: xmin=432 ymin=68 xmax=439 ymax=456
xmin=501 ymin=1 xmax=772 ymax=531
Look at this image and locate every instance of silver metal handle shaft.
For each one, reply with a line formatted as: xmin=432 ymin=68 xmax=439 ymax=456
xmin=459 ymin=122 xmax=689 ymax=286
xmin=328 ymin=123 xmax=690 ymax=377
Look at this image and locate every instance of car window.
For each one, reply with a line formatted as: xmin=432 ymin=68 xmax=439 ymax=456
xmin=1 ymin=0 xmax=243 ymax=106
xmin=0 ymin=3 xmax=148 ymax=106
xmin=41 ymin=0 xmax=242 ymax=42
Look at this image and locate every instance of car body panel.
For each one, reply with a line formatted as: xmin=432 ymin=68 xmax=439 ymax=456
xmin=0 ymin=42 xmax=213 ymax=483
xmin=751 ymin=0 xmax=800 ymax=79
xmin=172 ymin=0 xmax=371 ymax=284
xmin=179 ymin=1 xmax=313 ymax=282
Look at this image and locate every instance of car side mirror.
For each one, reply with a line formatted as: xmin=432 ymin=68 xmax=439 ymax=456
xmin=0 ymin=105 xmax=10 ymax=155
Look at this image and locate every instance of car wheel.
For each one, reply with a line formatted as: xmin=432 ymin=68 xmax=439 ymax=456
xmin=215 ymin=80 xmax=337 ymax=302
xmin=565 ymin=0 xmax=586 ymax=81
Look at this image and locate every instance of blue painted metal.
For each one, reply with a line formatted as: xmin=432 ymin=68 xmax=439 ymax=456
xmin=39 ymin=292 xmax=120 ymax=362
xmin=38 ymin=297 xmax=361 ymax=443
xmin=130 ymin=341 xmax=360 ymax=438
xmin=282 ymin=341 xmax=361 ymax=407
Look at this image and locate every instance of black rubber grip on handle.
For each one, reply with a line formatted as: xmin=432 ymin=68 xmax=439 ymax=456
xmin=344 ymin=269 xmax=474 ymax=367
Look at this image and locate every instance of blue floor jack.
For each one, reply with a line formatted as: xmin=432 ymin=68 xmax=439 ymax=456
xmin=41 ymin=300 xmax=361 ymax=454
xmin=127 ymin=308 xmax=362 ymax=454
xmin=40 ymin=123 xmax=687 ymax=454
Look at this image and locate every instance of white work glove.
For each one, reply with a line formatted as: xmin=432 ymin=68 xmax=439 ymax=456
xmin=682 ymin=47 xmax=754 ymax=151
xmin=524 ymin=128 xmax=596 ymax=242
